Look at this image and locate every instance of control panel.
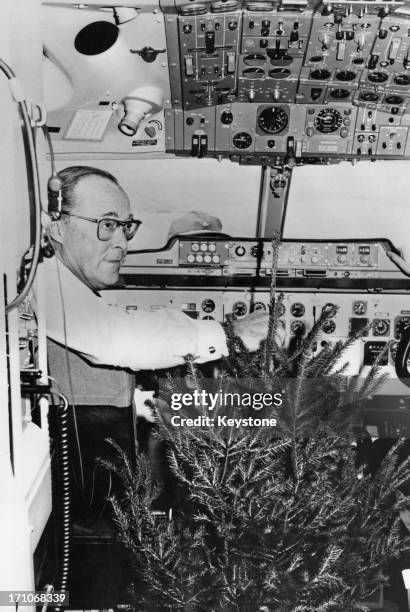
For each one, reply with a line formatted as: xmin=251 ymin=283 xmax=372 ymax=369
xmin=163 ymin=0 xmax=410 ymax=162
xmin=121 ymin=236 xmax=405 ymax=285
xmin=103 ymin=286 xmax=410 ymax=394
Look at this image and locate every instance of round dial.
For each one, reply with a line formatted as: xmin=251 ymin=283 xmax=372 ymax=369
xmin=330 ymin=88 xmax=350 ymax=99
xmin=269 ymin=68 xmax=291 ymax=79
xmin=359 ymin=91 xmax=379 ymax=102
xmin=242 ymin=67 xmax=265 ymax=79
xmin=291 ymin=320 xmax=306 ymax=335
xmin=201 ymin=299 xmax=215 ymax=313
xmin=233 ymin=132 xmax=252 ymax=149
xmin=368 ymin=72 xmax=388 ymax=83
xmin=394 ymin=74 xmax=410 ymax=86
xmin=395 ymin=316 xmax=410 ymax=340
xmin=335 ymin=70 xmax=356 ymax=81
xmin=322 ymin=319 xmax=336 ymax=334
xmin=257 ymin=107 xmax=288 ymax=134
xmin=353 ymin=300 xmax=367 ymax=316
xmin=322 ymin=303 xmax=338 ymax=317
xmin=232 ymin=301 xmax=248 ymax=317
xmin=277 ymin=303 xmax=286 ymax=317
xmin=385 ymin=94 xmax=404 ymax=105
xmin=251 ymin=301 xmax=267 ymax=312
xmin=290 ymin=302 xmax=305 ymax=318
xmin=243 ymin=53 xmax=266 ymax=66
xmin=310 ymin=68 xmax=331 ymax=80
xmin=314 ymin=108 xmax=342 ymax=133
xmin=373 ymin=318 xmax=390 ymax=337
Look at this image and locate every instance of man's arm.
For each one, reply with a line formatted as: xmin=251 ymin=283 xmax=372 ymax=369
xmin=387 ymin=246 xmax=410 ymax=276
xmin=43 ymin=259 xmax=267 ymax=370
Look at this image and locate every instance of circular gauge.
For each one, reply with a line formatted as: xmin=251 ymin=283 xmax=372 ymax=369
xmin=322 ymin=319 xmax=336 ymax=334
xmin=250 ymin=244 xmax=264 ymax=258
xmin=395 ymin=316 xmax=410 ymax=340
xmin=269 ymin=55 xmax=293 ymax=67
xmin=353 ymin=300 xmax=367 ymax=315
xmin=330 ymin=88 xmax=350 ymax=99
xmin=314 ymin=108 xmax=342 ymax=134
xmin=385 ymin=94 xmax=404 ymax=105
xmin=310 ymin=69 xmax=331 ymax=80
xmin=368 ymin=72 xmax=388 ymax=83
xmin=336 ymin=70 xmax=356 ymax=81
xmin=232 ymin=300 xmax=248 ymax=317
xmin=290 ymin=302 xmax=305 ymax=318
xmin=211 ymin=0 xmax=239 ymax=12
xmin=373 ymin=318 xmax=390 ymax=336
xmin=322 ymin=303 xmax=338 ymax=317
xmin=202 ymin=299 xmax=215 ymax=313
xmin=233 ymin=132 xmax=252 ymax=149
xmin=394 ymin=74 xmax=410 ymax=86
xmin=251 ymin=301 xmax=267 ymax=312
xmin=359 ymin=91 xmax=379 ymax=102
xmin=242 ymin=67 xmax=265 ymax=79
xmin=291 ymin=320 xmax=306 ymax=335
xmin=180 ymin=3 xmax=207 ymax=14
xmin=257 ymin=107 xmax=288 ymax=134
xmin=277 ymin=303 xmax=286 ymax=317
xmin=243 ymin=53 xmax=266 ymax=66
xmin=269 ymin=67 xmax=291 ymax=79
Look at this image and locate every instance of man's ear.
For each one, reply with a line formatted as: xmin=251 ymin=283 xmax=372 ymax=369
xmin=47 ymin=218 xmax=65 ymax=245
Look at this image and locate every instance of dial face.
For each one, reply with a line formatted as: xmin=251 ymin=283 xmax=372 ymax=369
xmin=373 ymin=319 xmax=390 ymax=337
xmin=233 ymin=132 xmax=252 ymax=149
xmin=395 ymin=316 xmax=410 ymax=340
xmin=201 ymin=299 xmax=215 ymax=313
xmin=394 ymin=74 xmax=410 ymax=86
xmin=314 ymin=108 xmax=342 ymax=133
xmin=310 ymin=69 xmax=331 ymax=80
xmin=269 ymin=68 xmax=291 ymax=79
xmin=335 ymin=70 xmax=356 ymax=81
xmin=368 ymin=72 xmax=388 ymax=83
xmin=232 ymin=301 xmax=248 ymax=317
xmin=242 ymin=67 xmax=265 ymax=79
xmin=291 ymin=320 xmax=306 ymax=335
xmin=251 ymin=301 xmax=267 ymax=312
xmin=243 ymin=53 xmax=266 ymax=66
xmin=276 ymin=303 xmax=286 ymax=317
xmin=322 ymin=319 xmax=336 ymax=334
xmin=290 ymin=302 xmax=305 ymax=318
xmin=384 ymin=95 xmax=404 ymax=105
xmin=257 ymin=107 xmax=288 ymax=134
xmin=353 ymin=300 xmax=367 ymax=316
xmin=359 ymin=91 xmax=379 ymax=102
xmin=322 ymin=303 xmax=338 ymax=318
xmin=330 ymin=88 xmax=350 ymax=99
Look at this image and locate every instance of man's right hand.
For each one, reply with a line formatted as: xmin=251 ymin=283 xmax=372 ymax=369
xmin=231 ymin=311 xmax=269 ymax=352
xmin=387 ymin=246 xmax=410 ymax=277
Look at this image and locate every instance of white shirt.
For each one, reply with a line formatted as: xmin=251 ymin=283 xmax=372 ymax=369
xmin=41 ymin=257 xmax=228 ymax=371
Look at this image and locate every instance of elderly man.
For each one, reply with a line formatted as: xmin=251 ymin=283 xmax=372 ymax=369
xmin=42 ymin=165 xmax=268 ymax=524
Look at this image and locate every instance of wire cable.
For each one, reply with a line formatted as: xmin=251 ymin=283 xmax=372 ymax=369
xmin=0 ymin=59 xmax=42 ymax=314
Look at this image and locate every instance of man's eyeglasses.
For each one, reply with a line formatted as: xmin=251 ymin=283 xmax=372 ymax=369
xmin=61 ymin=212 xmax=142 ymax=241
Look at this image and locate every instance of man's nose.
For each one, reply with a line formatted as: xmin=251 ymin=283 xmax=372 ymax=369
xmin=111 ymin=224 xmax=128 ymax=249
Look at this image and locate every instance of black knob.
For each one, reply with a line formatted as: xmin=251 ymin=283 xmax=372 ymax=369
xmin=183 ymin=24 xmax=192 ymax=34
xmin=336 ymin=30 xmax=344 ymax=40
xmin=289 ymin=30 xmax=299 ymax=42
xmin=260 ymin=38 xmax=269 ymax=48
xmin=262 ymin=20 xmax=270 ymax=28
xmin=368 ymin=54 xmax=379 ymax=70
xmin=345 ymin=31 xmax=354 ymax=41
xmin=249 ymin=19 xmax=255 ymax=29
xmin=378 ymin=29 xmax=388 ymax=39
xmin=228 ymin=21 xmax=237 ymax=30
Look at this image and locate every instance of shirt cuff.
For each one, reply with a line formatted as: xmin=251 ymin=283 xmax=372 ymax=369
xmin=194 ymin=319 xmax=229 ymax=363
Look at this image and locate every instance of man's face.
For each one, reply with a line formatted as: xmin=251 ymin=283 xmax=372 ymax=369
xmin=60 ymin=175 xmax=132 ymax=290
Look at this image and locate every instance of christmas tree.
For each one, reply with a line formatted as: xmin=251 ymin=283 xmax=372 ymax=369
xmin=104 ymin=237 xmax=410 ymax=611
